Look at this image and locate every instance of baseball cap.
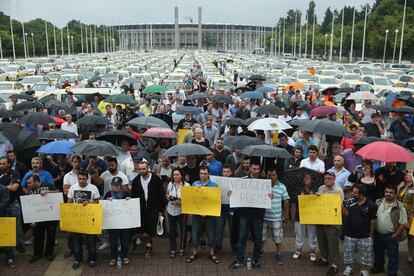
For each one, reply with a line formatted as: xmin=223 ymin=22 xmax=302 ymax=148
xmin=111 ymin=176 xmax=123 ymax=185
xmin=324 ymin=170 xmax=335 ymax=177
xmin=133 ymin=155 xmax=144 ymax=163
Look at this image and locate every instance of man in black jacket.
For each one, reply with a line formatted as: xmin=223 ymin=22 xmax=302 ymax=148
xmin=0 ymin=184 xmax=16 ymax=268
xmin=131 ymin=161 xmax=165 ymax=259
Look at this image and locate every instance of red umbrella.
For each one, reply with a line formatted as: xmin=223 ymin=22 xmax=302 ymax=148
xmin=52 ymin=117 xmax=65 ymax=126
xmin=309 ymin=106 xmax=337 ymax=118
xmin=356 ymin=141 xmax=414 ymax=163
xmin=142 ymin=127 xmax=178 ymax=139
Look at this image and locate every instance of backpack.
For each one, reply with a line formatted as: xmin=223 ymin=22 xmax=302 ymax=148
xmin=376 ymin=198 xmax=407 ymax=242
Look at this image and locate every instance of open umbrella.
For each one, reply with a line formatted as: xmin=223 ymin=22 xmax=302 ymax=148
xmin=287 ymin=82 xmax=304 ymax=91
xmin=248 ymin=117 xmax=292 ymax=131
xmin=45 ymin=100 xmax=68 ymax=111
xmin=309 ymin=106 xmax=337 ymax=118
xmin=142 ymin=127 xmax=177 ymax=139
xmin=187 ymin=93 xmax=208 ymax=101
xmin=356 ymin=141 xmax=414 ymax=163
xmin=291 ymin=101 xmax=312 ymax=114
xmin=254 ymin=104 xmax=283 ymax=116
xmin=353 ymin=137 xmax=383 ymax=145
xmin=14 ymin=101 xmax=43 ymax=112
xmin=0 ymin=132 xmax=10 ymax=143
xmin=162 ymin=143 xmax=212 ymax=157
xmin=211 ymin=94 xmax=233 ymax=104
xmin=393 ymin=106 xmax=414 ymax=114
xmin=150 ymin=113 xmax=173 ymax=129
xmin=77 ymin=115 xmax=110 ymax=126
xmin=127 ymin=116 xmax=170 ymax=129
xmin=52 ymin=117 xmax=65 ymax=126
xmin=96 ymin=130 xmax=137 ymax=145
xmin=291 ymin=119 xmax=351 ymax=137
xmin=241 ymin=145 xmax=290 ymax=158
xmin=20 ymin=113 xmax=55 ymax=125
xmin=37 ymin=129 xmax=78 ymax=140
xmin=175 ymin=106 xmax=203 ymax=115
xmin=14 ymin=130 xmax=40 ymax=151
xmin=105 ymin=94 xmax=138 ymax=105
xmin=37 ymin=140 xmax=75 ymax=155
xmin=336 ymin=87 xmax=356 ymax=94
xmin=142 ymin=84 xmax=167 ymax=94
xmin=243 ymin=117 xmax=261 ymax=126
xmin=321 ymin=87 xmax=339 ymax=95
xmin=346 ymin=91 xmax=377 ymax=101
xmin=223 ymin=136 xmax=264 ymax=150
xmin=249 ymin=74 xmax=266 ymax=81
xmin=280 ymin=167 xmax=324 ymax=202
xmin=0 ymin=110 xmax=20 ymax=118
xmin=255 ymin=86 xmax=274 ymax=94
xmin=71 ymin=140 xmax=122 ymax=156
xmin=240 ymin=91 xmax=263 ymax=100
xmin=373 ymin=105 xmax=393 ymax=113
xmin=9 ymin=94 xmax=35 ymax=101
xmin=222 ymin=118 xmax=244 ymax=126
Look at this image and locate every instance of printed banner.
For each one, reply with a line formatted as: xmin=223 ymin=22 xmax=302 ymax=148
xmin=229 ymin=178 xmax=272 ymax=209
xmin=20 ymin=193 xmax=64 ymax=223
xmin=181 ymin=186 xmax=221 ymax=216
xmin=101 ymin=198 xmax=141 ymax=230
xmin=60 ymin=203 xmax=103 ymax=234
xmin=298 ymin=194 xmax=342 ymax=225
xmin=0 ymin=217 xmax=16 ymax=246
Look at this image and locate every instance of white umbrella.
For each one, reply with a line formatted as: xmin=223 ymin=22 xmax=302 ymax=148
xmin=248 ymin=117 xmax=292 ymax=131
xmin=346 ymin=91 xmax=377 ymax=101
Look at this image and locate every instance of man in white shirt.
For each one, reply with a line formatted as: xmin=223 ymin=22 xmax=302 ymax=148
xmin=293 ymin=107 xmax=309 ymax=120
xmin=63 ymin=155 xmax=90 ymax=195
xmin=117 ymin=140 xmax=132 ymax=166
xmin=60 ymin=114 xmax=78 ymax=137
xmin=45 ymin=80 xmax=56 ymax=93
xmin=100 ymin=157 xmax=129 ymax=195
xmin=299 ymin=145 xmax=325 ymax=173
xmin=329 ymin=156 xmax=351 ymax=189
xmin=360 ymin=100 xmax=376 ymax=124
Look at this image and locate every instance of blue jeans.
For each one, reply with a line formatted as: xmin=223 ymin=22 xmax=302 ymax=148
xmin=0 ymin=247 xmax=15 ymax=260
xmin=109 ymin=229 xmax=129 ymax=259
xmin=373 ymin=232 xmax=399 ymax=276
xmin=191 ymin=215 xmax=216 ymax=247
xmin=6 ymin=201 xmax=24 ymax=246
xmin=73 ymin=234 xmax=97 ymax=262
xmin=66 ymin=233 xmax=75 ymax=253
xmin=236 ymin=216 xmax=263 ymax=262
xmin=168 ymin=214 xmax=185 ymax=251
xmin=214 ymin=213 xmax=235 ymax=253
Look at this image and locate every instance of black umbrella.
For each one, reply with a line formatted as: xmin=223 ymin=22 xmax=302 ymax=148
xmin=291 ymin=100 xmax=312 ymax=114
xmin=45 ymin=100 xmax=69 ymax=111
xmin=175 ymin=106 xmax=203 ymax=115
xmin=0 ymin=110 xmax=20 ymax=118
xmin=243 ymin=117 xmax=261 ymax=126
xmin=20 ymin=113 xmax=55 ymax=125
xmin=127 ymin=116 xmax=170 ymax=129
xmin=14 ymin=101 xmax=43 ymax=112
xmin=393 ymin=106 xmax=414 ymax=114
xmin=255 ymin=104 xmax=283 ymax=115
xmin=0 ymin=124 xmax=21 ymax=144
xmin=37 ymin=129 xmax=78 ymax=140
xmin=280 ymin=167 xmax=324 ymax=202
xmin=249 ymin=74 xmax=266 ymax=81
xmin=150 ymin=113 xmax=173 ymax=129
xmin=241 ymin=145 xmax=291 ymax=158
xmin=353 ymin=136 xmax=383 ymax=145
xmin=291 ymin=119 xmax=352 ymax=137
xmin=187 ymin=93 xmax=208 ymax=100
xmin=71 ymin=140 xmax=121 ymax=156
xmin=9 ymin=94 xmax=35 ymax=101
xmin=222 ymin=118 xmax=244 ymax=126
xmin=96 ymin=130 xmax=137 ymax=145
xmin=372 ymin=105 xmax=393 ymax=113
xmin=162 ymin=143 xmax=212 ymax=157
xmin=77 ymin=115 xmax=111 ymax=126
xmin=336 ymin=87 xmax=356 ymax=94
xmin=14 ymin=130 xmax=41 ymax=151
xmin=321 ymin=87 xmax=339 ymax=95
xmin=211 ymin=94 xmax=233 ymax=104
xmin=223 ymin=136 xmax=264 ymax=149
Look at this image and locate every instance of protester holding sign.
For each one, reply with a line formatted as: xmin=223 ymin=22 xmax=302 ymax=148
xmin=165 ymin=168 xmax=190 ymax=258
xmin=67 ymin=169 xmax=100 ymax=269
xmin=0 ymin=183 xmax=15 ymax=269
xmin=104 ymin=177 xmax=131 ymax=266
xmin=24 ymin=175 xmax=58 ymax=263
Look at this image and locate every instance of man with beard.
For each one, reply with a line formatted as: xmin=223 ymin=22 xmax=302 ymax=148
xmin=7 ymin=151 xmax=27 ymax=181
xmin=100 ymin=157 xmax=130 ymax=195
xmin=131 ymin=161 xmax=165 ymax=259
xmin=213 ymin=138 xmax=231 ymax=165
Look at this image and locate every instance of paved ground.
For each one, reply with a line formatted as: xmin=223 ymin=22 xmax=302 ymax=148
xmin=0 ymin=224 xmax=413 ymax=276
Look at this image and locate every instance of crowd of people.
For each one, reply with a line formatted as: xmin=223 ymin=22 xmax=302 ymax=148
xmin=0 ymin=63 xmax=413 ymax=276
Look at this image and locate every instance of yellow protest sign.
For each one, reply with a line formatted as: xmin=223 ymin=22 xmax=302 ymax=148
xmin=177 ymin=129 xmax=192 ymax=144
xmin=181 ymin=186 xmax=221 ymax=216
xmin=0 ymin=217 xmax=16 ymax=246
xmin=60 ymin=203 xmax=103 ymax=234
xmin=298 ymin=194 xmax=342 ymax=225
xmin=410 ymin=220 xmax=414 ymax=236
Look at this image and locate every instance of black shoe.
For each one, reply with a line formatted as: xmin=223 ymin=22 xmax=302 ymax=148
xmin=16 ymin=245 xmax=25 ymax=253
xmin=45 ymin=254 xmax=55 ymax=262
xmin=229 ymin=259 xmax=244 ymax=269
xmin=200 ymin=239 xmax=207 ymax=249
xmin=72 ymin=261 xmax=81 ymax=269
xmin=89 ymin=261 xmax=97 ymax=268
xmin=7 ymin=259 xmax=16 ymax=269
xmin=326 ymin=265 xmax=338 ymax=275
xmin=252 ymin=260 xmax=261 ymax=269
xmin=29 ymin=255 xmax=41 ymax=263
xmin=214 ymin=247 xmax=222 ymax=254
xmin=370 ymin=266 xmax=385 ymax=274
xmin=314 ymin=259 xmax=329 ymax=267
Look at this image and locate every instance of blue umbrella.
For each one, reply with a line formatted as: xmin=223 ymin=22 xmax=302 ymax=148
xmin=175 ymin=106 xmax=203 ymax=115
xmin=37 ymin=140 xmax=75 ymax=155
xmin=240 ymin=91 xmax=263 ymax=100
xmin=254 ymin=86 xmax=274 ymax=94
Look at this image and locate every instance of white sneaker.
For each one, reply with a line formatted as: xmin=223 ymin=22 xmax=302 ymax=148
xmin=24 ymin=237 xmax=33 ymax=245
xmin=342 ymin=265 xmax=353 ymax=276
xmin=360 ymin=269 xmax=369 ymax=276
xmin=135 ymin=238 xmax=142 ymax=246
xmin=98 ymin=242 xmax=109 ymax=251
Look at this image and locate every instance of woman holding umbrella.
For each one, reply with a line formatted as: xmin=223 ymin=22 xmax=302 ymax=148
xmin=348 ymin=160 xmax=376 ymax=202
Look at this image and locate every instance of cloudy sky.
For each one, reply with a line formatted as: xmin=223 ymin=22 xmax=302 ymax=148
xmin=0 ymin=0 xmax=375 ymax=27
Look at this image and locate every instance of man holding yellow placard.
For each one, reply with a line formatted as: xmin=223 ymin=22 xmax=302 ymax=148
xmin=67 ymin=170 xmax=101 ymax=269
xmin=0 ymin=184 xmax=16 ymax=269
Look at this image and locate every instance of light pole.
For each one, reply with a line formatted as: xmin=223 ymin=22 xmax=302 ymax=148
xmin=311 ymin=12 xmax=315 ymax=59
xmin=80 ymin=24 xmax=84 ymax=54
xmin=339 ymin=8 xmax=344 ymax=62
xmin=31 ymin=33 xmax=35 ymax=58
xmin=25 ymin=33 xmax=29 ymax=57
xmin=67 ymin=35 xmax=70 ymax=55
xmin=60 ymin=29 xmax=64 ymax=55
xmin=361 ymin=4 xmax=368 ymax=61
xmin=304 ymin=15 xmax=308 ymax=58
xmin=329 ymin=12 xmax=334 ymax=62
xmin=270 ymin=37 xmax=274 ymax=56
xmin=22 ymin=22 xmax=27 ymax=59
xmin=291 ymin=36 xmax=294 ymax=55
xmin=398 ymin=0 xmax=407 ymax=64
xmin=282 ymin=18 xmax=285 ymax=56
xmin=324 ymin=34 xmax=328 ymax=57
xmin=293 ymin=13 xmax=297 ymax=57
xmin=10 ymin=18 xmax=16 ymax=60
xmin=71 ymin=36 xmax=74 ymax=54
xmin=0 ymin=36 xmax=3 ymax=59
xmin=299 ymin=14 xmax=302 ymax=57
xmin=45 ymin=21 xmax=49 ymax=56
xmin=392 ymin=29 xmax=399 ymax=63
xmin=53 ymin=26 xmax=57 ymax=56
xmin=350 ymin=7 xmax=355 ymax=63
xmin=383 ymin=29 xmax=389 ymax=64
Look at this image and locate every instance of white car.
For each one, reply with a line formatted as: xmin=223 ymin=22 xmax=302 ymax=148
xmin=361 ymin=76 xmax=394 ymax=94
xmin=20 ymin=76 xmax=49 ymax=88
xmin=0 ymin=68 xmax=9 ymax=81
xmin=4 ymin=65 xmax=28 ymax=81
xmin=315 ymin=76 xmax=339 ymax=90
xmin=340 ymin=81 xmax=374 ymax=92
xmin=0 ymin=81 xmax=24 ymax=91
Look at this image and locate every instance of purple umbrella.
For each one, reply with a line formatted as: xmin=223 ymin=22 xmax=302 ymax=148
xmin=309 ymin=106 xmax=337 ymax=118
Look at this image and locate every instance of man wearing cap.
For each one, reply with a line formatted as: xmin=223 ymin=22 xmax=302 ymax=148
xmin=177 ymin=113 xmax=198 ymax=131
xmin=364 ymin=113 xmax=385 ymax=138
xmin=314 ymin=170 xmax=344 ymax=276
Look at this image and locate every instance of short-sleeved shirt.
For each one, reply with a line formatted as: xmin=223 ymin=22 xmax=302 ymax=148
xmin=330 ymin=167 xmax=351 ymax=188
xmin=264 ymin=181 xmax=290 ymax=222
xmin=208 ymin=160 xmax=222 ymax=176
xmin=376 ymin=199 xmax=408 ymax=235
xmin=0 ymin=169 xmax=20 ymax=204
xmin=389 ymin=119 xmax=411 ymax=141
xmin=192 ymin=180 xmax=218 ymax=187
xmin=21 ymin=170 xmax=54 ymax=189
xmin=344 ymin=199 xmax=377 ymax=238
xmin=100 ymin=171 xmax=129 ymax=196
xmin=295 ymin=139 xmax=315 ymax=158
xmin=67 ymin=183 xmax=100 ymax=203
xmin=364 ymin=122 xmax=381 ymax=138
xmin=317 ymin=184 xmax=344 ymax=201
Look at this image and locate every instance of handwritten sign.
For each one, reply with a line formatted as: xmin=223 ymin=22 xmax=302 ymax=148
xmin=20 ymin=193 xmax=64 ymax=223
xmin=410 ymin=219 xmax=414 ymax=236
xmin=229 ymin=178 xmax=272 ymax=209
xmin=100 ymin=199 xmax=141 ymax=230
xmin=60 ymin=203 xmax=103 ymax=234
xmin=181 ymin=186 xmax=221 ymax=216
xmin=0 ymin=217 xmax=16 ymax=246
xmin=177 ymin=129 xmax=192 ymax=144
xmin=298 ymin=194 xmax=342 ymax=225
xmin=210 ymin=176 xmax=234 ymax=204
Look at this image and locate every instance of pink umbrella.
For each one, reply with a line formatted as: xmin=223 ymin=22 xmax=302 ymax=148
xmin=356 ymin=141 xmax=414 ymax=163
xmin=309 ymin=106 xmax=337 ymax=118
xmin=142 ymin=127 xmax=178 ymax=139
